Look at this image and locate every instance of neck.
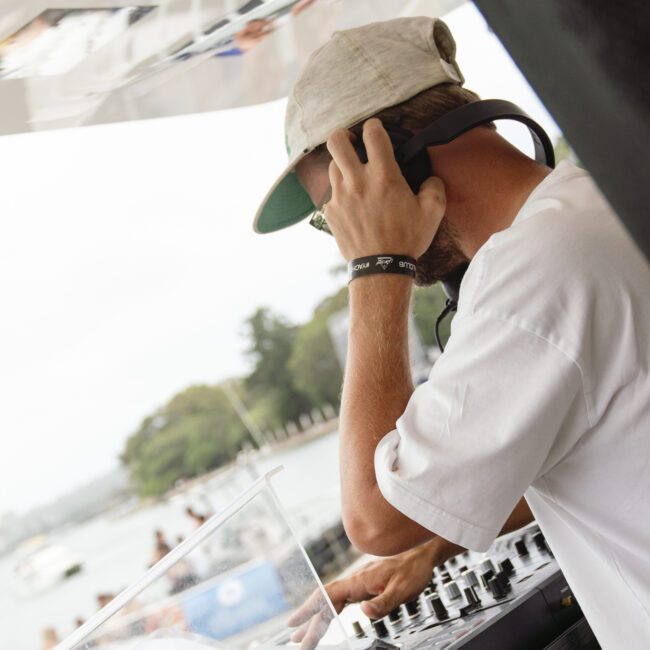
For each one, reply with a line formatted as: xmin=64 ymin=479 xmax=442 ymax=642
xmin=428 ymin=128 xmax=551 ymax=259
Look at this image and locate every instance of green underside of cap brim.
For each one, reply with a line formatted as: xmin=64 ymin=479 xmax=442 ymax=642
xmin=256 ymin=171 xmax=315 ymax=233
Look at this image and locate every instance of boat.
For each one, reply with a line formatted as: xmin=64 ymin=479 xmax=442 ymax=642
xmin=14 ymin=535 xmax=83 ymax=596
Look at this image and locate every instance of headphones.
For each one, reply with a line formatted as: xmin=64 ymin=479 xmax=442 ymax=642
xmin=352 ymin=99 xmax=556 ymax=352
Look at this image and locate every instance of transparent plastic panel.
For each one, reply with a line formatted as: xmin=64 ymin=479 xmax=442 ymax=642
xmin=58 ymin=469 xmax=352 ymax=650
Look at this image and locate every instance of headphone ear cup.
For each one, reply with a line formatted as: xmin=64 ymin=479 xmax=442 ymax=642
xmin=352 ymin=126 xmax=432 ymax=193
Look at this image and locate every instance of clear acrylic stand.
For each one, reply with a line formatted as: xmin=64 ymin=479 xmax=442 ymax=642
xmin=56 ymin=467 xmax=353 ymax=650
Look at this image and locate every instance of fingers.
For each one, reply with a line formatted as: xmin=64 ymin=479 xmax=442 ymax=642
xmin=326 ymin=129 xmax=361 ymax=179
xmin=359 ymin=577 xmax=408 ymax=619
xmin=362 ymin=118 xmax=400 ymax=175
xmin=417 ymin=176 xmax=446 ymax=217
xmin=287 ymin=588 xmax=329 ymax=627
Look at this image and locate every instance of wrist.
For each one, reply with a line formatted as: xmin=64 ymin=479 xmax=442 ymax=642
xmin=348 ymin=254 xmax=416 ymax=284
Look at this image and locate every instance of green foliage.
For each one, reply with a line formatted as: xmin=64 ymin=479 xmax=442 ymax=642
xmin=122 ymin=385 xmax=248 ymax=497
xmin=244 ymin=308 xmax=312 ymax=428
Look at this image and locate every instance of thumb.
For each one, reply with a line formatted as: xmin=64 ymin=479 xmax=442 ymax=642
xmin=417 ymin=176 xmax=446 ymax=217
xmin=360 ymin=585 xmax=405 ymax=619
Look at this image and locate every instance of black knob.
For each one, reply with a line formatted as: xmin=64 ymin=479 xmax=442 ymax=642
xmin=480 ymin=569 xmax=495 ymax=589
xmin=388 ymin=606 xmax=402 ymax=623
xmin=499 ymin=558 xmax=515 ymax=576
xmin=464 ymin=586 xmax=480 ymax=605
xmin=405 ymin=598 xmax=420 ymax=617
xmin=352 ymin=621 xmax=365 ymax=638
xmin=448 ymin=555 xmax=458 ymax=565
xmin=515 ymin=538 xmax=529 ymax=557
xmin=495 ymin=570 xmax=512 ymax=592
xmin=533 ymin=532 xmax=553 ymax=555
xmin=457 ymin=564 xmax=468 ymax=573
xmin=371 ymin=619 xmax=389 ymax=637
xmin=440 ymin=570 xmax=452 ymax=584
xmin=428 ymin=593 xmax=449 ymax=620
xmin=488 ymin=576 xmax=507 ymax=600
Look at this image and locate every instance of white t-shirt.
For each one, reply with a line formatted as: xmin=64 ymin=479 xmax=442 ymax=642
xmin=374 ymin=161 xmax=650 ymax=648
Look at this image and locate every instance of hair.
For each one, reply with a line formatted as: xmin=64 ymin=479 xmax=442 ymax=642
xmin=308 ymin=83 xmax=492 ymax=166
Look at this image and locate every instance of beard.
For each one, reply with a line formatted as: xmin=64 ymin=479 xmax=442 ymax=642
xmin=415 ymin=217 xmax=468 ymax=287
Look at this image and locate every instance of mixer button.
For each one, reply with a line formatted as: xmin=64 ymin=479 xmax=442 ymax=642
xmin=478 ymin=558 xmax=496 ymax=575
xmin=352 ymin=621 xmax=365 ymax=638
xmin=515 ymin=538 xmax=529 ymax=557
xmin=480 ymin=570 xmax=495 ymax=589
xmin=428 ymin=593 xmax=449 ymax=620
xmin=533 ymin=531 xmax=553 ymax=555
xmin=371 ymin=619 xmax=389 ymax=637
xmin=445 ymin=581 xmax=462 ymax=600
xmin=404 ymin=598 xmax=421 ymax=617
xmin=388 ymin=606 xmax=402 ymax=623
xmin=461 ymin=569 xmax=479 ymax=589
xmin=495 ymin=570 xmax=512 ymax=593
xmin=464 ymin=586 xmax=481 ymax=606
xmin=499 ymin=558 xmax=515 ymax=576
xmin=488 ymin=576 xmax=507 ymax=600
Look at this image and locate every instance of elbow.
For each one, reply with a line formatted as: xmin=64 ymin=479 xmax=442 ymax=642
xmin=342 ymin=511 xmax=409 ymax=557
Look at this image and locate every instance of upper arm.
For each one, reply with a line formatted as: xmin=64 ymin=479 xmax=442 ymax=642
xmin=374 ymin=311 xmax=588 ymax=551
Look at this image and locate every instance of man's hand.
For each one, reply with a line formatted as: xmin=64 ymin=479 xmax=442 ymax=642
xmin=323 ymin=118 xmax=446 ymax=261
xmin=288 ymin=538 xmax=457 ymax=648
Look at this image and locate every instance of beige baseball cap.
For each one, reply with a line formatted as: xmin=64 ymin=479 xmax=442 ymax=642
xmin=253 ymin=16 xmax=464 ymax=234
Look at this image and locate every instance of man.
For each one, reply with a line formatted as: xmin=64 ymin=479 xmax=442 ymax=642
xmin=253 ymin=17 xmax=650 ymax=648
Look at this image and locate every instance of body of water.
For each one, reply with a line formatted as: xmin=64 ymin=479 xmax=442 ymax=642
xmin=0 ymin=431 xmax=340 ymax=650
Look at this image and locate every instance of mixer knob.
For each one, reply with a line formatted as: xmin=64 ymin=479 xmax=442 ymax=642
xmin=352 ymin=621 xmax=365 ymax=638
xmin=388 ymin=607 xmax=402 ymax=624
xmin=464 ymin=586 xmax=481 ymax=606
xmin=488 ymin=576 xmax=507 ymax=600
xmin=457 ymin=564 xmax=469 ymax=573
xmin=404 ymin=598 xmax=421 ymax=617
xmin=515 ymin=538 xmax=529 ymax=557
xmin=428 ymin=593 xmax=449 ymax=620
xmin=462 ymin=569 xmax=479 ymax=589
xmin=495 ymin=570 xmax=512 ymax=592
xmin=440 ymin=570 xmax=452 ymax=584
xmin=447 ymin=555 xmax=458 ymax=565
xmin=478 ymin=558 xmax=496 ymax=575
xmin=371 ymin=619 xmax=389 ymax=637
xmin=445 ymin=581 xmax=461 ymax=600
xmin=533 ymin=531 xmax=552 ymax=555
xmin=480 ymin=570 xmax=495 ymax=589
xmin=499 ymin=558 xmax=515 ymax=576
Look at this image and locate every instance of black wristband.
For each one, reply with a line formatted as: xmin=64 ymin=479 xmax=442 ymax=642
xmin=348 ymin=254 xmax=417 ymax=282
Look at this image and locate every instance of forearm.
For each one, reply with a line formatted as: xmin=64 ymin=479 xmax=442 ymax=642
xmin=340 ymin=275 xmax=432 ymax=553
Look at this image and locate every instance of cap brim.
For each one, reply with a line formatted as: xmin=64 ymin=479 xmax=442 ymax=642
xmin=253 ymin=153 xmax=316 ymax=234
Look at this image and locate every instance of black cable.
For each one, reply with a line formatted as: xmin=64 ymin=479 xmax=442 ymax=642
xmin=435 ymin=299 xmax=457 ymax=353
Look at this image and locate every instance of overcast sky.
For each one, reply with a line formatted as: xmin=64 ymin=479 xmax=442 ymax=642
xmin=0 ymin=4 xmax=560 ymax=515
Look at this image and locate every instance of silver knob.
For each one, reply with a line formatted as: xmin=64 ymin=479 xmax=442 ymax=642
xmin=444 ymin=580 xmax=461 ymax=600
xmin=462 ymin=569 xmax=479 ymax=589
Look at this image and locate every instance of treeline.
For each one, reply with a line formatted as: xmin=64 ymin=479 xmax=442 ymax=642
xmin=121 ymin=283 xmax=450 ymax=497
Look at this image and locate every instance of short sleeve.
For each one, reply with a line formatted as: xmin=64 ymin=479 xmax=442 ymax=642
xmin=374 ymin=311 xmax=587 ymax=551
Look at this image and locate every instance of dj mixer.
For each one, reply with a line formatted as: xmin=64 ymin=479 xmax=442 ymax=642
xmin=344 ymin=524 xmax=600 ymax=649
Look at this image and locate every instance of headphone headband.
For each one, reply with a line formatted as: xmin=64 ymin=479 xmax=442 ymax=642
xmin=399 ymin=99 xmax=555 ymax=168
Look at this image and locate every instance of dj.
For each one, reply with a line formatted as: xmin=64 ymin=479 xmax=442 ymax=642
xmin=253 ymin=17 xmax=650 ymax=648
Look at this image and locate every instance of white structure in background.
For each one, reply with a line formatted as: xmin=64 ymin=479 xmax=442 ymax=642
xmin=0 ymin=0 xmax=465 ymax=135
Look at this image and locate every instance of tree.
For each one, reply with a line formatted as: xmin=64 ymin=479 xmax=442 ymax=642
xmin=244 ymin=308 xmax=312 ymax=428
xmin=121 ymin=384 xmax=249 ymax=497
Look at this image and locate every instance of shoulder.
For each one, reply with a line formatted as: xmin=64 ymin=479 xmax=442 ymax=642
xmin=459 ymin=162 xmax=624 ymax=319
